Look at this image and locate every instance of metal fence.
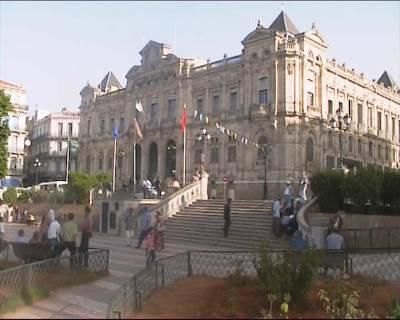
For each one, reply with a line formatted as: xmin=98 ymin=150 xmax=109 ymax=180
xmin=0 ymin=247 xmax=109 ymax=309
xmin=107 ymin=248 xmax=400 ymax=319
xmin=340 ymin=227 xmax=400 ymax=249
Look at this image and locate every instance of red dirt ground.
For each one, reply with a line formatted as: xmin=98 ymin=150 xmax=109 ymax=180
xmin=135 ymin=275 xmax=400 ymax=319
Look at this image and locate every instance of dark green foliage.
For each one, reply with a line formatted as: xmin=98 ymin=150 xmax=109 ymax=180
xmin=2 ymin=188 xmax=17 ymax=204
xmin=17 ymin=190 xmax=31 ymax=202
xmin=388 ymin=296 xmax=400 ymax=319
xmin=0 ymin=90 xmax=12 ymax=179
xmin=311 ymin=170 xmax=345 ymax=213
xmin=31 ymin=190 xmax=49 ymax=203
xmin=254 ymin=243 xmax=319 ymax=303
xmin=381 ymin=170 xmax=400 ymax=207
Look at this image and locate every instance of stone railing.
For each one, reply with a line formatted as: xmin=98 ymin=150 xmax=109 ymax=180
xmin=296 ymin=197 xmax=318 ymax=247
xmin=150 ymin=174 xmax=208 ymax=219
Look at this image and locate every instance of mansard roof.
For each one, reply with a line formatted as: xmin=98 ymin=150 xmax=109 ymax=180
xmin=98 ymin=72 xmax=123 ymax=92
xmin=377 ymin=70 xmax=398 ymax=89
xmin=268 ymin=11 xmax=299 ymax=35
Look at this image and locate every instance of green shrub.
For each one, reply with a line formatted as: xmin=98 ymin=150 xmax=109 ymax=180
xmin=254 ymin=243 xmax=319 ymax=303
xmin=49 ymin=190 xmax=64 ymax=204
xmin=381 ymin=170 xmax=400 ymax=207
xmin=387 ymin=296 xmax=400 ymax=319
xmin=31 ymin=190 xmax=49 ymax=203
xmin=311 ymin=170 xmax=345 ymax=213
xmin=17 ymin=190 xmax=31 ymax=202
xmin=2 ymin=188 xmax=17 ymax=204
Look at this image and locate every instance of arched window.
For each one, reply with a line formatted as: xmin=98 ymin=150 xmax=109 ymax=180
xmin=306 ymin=138 xmax=314 ymax=162
xmin=369 ymin=141 xmax=373 ymax=158
xmin=328 ymin=132 xmax=333 ymax=148
xmin=358 ymin=138 xmax=362 ymax=154
xmin=385 ymin=146 xmax=389 ymax=161
xmin=378 ymin=144 xmax=382 ymax=159
xmin=257 ymin=136 xmax=268 ymax=160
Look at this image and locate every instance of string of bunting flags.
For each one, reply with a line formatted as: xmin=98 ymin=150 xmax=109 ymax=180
xmin=192 ymin=109 xmax=269 ymax=152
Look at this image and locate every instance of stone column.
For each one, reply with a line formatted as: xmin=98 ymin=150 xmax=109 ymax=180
xmin=200 ymin=171 xmax=209 ymax=200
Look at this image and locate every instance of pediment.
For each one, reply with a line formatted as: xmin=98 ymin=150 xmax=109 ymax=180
xmin=305 ymin=30 xmax=328 ymax=47
xmin=242 ymin=27 xmax=274 ymax=45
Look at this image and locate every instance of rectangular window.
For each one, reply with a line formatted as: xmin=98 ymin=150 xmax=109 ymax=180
xmin=392 ymin=117 xmax=395 ymax=140
xmin=229 ymin=91 xmax=238 ymax=111
xmin=377 ymin=112 xmax=382 ymax=131
xmin=194 ymin=149 xmax=202 ymax=164
xmin=108 ymin=156 xmax=113 ymax=170
xmin=56 ymin=161 xmax=61 ymax=173
xmin=228 ymin=145 xmax=236 ymax=162
xmin=339 ymin=102 xmax=343 ymax=112
xmin=100 ymin=119 xmax=105 ymax=134
xmin=58 ymin=142 xmax=62 ymax=152
xmin=87 ymin=119 xmax=91 ymax=135
xmin=110 ymin=118 xmax=115 ymax=133
xmin=210 ymin=147 xmax=219 ymax=163
xmin=385 ymin=115 xmax=388 ymax=133
xmin=258 ymin=89 xmax=268 ymax=105
xmin=86 ymin=156 xmax=91 ymax=173
xmin=368 ymin=108 xmax=373 ymax=127
xmin=58 ymin=123 xmax=63 ymax=136
xmin=307 ymin=92 xmax=314 ymax=106
xmin=326 ymin=156 xmax=335 ymax=169
xmin=118 ymin=155 xmax=123 ymax=169
xmin=212 ymin=95 xmax=220 ymax=113
xmin=357 ymin=104 xmax=363 ymax=124
xmin=348 ymin=100 xmax=353 ymax=118
xmin=119 ymin=117 xmax=125 ymax=133
xmin=328 ymin=100 xmax=333 ymax=114
xmin=196 ymin=98 xmax=203 ymax=114
xmin=150 ymin=103 xmax=158 ymax=122
xmin=68 ymin=123 xmax=73 ymax=137
xmin=358 ymin=139 xmax=362 ymax=154
xmin=98 ymin=156 xmax=103 ymax=170
xmin=167 ymin=99 xmax=176 ymax=119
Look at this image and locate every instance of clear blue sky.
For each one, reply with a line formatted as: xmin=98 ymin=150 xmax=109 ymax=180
xmin=1 ymin=1 xmax=399 ymax=112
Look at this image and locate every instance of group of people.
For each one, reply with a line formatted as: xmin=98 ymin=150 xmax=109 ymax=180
xmin=14 ymin=206 xmax=93 ymax=267
xmin=0 ymin=202 xmax=31 ymax=224
xmin=272 ymin=178 xmax=309 ymax=238
xmin=142 ymin=177 xmax=161 ymax=199
xmin=124 ymin=207 xmax=166 ymax=267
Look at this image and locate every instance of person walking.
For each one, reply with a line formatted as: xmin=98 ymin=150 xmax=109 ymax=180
xmin=79 ymin=206 xmax=93 ymax=267
xmin=39 ymin=213 xmax=50 ymax=242
xmin=47 ymin=209 xmax=61 ymax=257
xmin=0 ymin=217 xmax=5 ymax=241
xmin=145 ymin=226 xmax=156 ymax=267
xmin=154 ymin=177 xmax=161 ymax=198
xmin=155 ymin=211 xmax=165 ymax=250
xmin=136 ymin=207 xmax=151 ymax=249
xmin=223 ymin=198 xmax=232 ymax=238
xmin=272 ymin=196 xmax=282 ymax=237
xmin=124 ymin=208 xmax=135 ymax=246
xmin=283 ymin=181 xmax=293 ymax=207
xmin=61 ymin=213 xmax=79 ymax=268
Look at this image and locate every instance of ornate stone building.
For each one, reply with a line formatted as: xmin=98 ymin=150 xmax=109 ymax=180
xmin=78 ymin=12 xmax=400 ymax=199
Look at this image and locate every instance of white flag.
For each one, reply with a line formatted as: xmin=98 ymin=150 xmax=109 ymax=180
xmin=135 ymin=100 xmax=143 ymax=113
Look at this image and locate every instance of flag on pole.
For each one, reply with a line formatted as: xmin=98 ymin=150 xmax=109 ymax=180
xmin=180 ymin=104 xmax=187 ymax=133
xmin=113 ymin=126 xmax=119 ymax=140
xmin=135 ymin=100 xmax=144 ymax=113
xmin=133 ymin=117 xmax=143 ymax=140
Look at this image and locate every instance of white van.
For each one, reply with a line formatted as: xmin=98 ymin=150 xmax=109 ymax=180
xmin=36 ymin=181 xmax=68 ymax=192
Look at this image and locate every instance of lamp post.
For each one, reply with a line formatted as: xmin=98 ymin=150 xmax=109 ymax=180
xmin=329 ymin=108 xmax=352 ymax=169
xmin=196 ymin=127 xmax=211 ymax=173
xmin=118 ymin=150 xmax=125 ymax=188
xmin=261 ymin=144 xmax=272 ymax=200
xmin=33 ymin=158 xmax=41 ymax=186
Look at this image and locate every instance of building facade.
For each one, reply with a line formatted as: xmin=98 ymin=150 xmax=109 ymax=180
xmin=0 ymin=80 xmax=29 ymax=187
xmin=27 ymin=108 xmax=80 ymax=184
xmin=78 ymin=12 xmax=400 ymax=199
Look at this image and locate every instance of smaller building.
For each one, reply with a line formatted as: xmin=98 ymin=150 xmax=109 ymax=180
xmin=26 ymin=108 xmax=80 ymax=184
xmin=0 ymin=80 xmax=29 ymax=187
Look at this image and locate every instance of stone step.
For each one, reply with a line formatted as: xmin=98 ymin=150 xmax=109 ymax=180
xmin=166 ymin=220 xmax=271 ymax=229
xmin=188 ymin=203 xmax=272 ymax=209
xmin=196 ymin=200 xmax=272 ymax=204
xmin=165 ymin=225 xmax=271 ymax=237
xmin=183 ymin=207 xmax=271 ymax=214
xmin=170 ymin=214 xmax=272 ymax=222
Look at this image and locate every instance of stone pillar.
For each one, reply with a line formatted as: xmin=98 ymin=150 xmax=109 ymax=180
xmin=200 ymin=171 xmax=209 ymax=200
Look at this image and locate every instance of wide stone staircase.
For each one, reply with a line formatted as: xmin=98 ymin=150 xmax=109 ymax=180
xmin=164 ymin=199 xmax=289 ymax=250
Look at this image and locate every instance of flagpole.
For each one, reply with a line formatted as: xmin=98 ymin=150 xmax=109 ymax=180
xmin=66 ymin=137 xmax=70 ymax=184
xmin=183 ymin=126 xmax=186 ymax=187
xmin=112 ymin=137 xmax=117 ymax=192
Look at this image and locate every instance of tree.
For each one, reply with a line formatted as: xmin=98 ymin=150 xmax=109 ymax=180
xmin=2 ymin=187 xmax=17 ymax=204
xmin=0 ymin=90 xmax=12 ymax=179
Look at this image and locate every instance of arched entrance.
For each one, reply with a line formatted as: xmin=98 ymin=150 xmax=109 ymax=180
xmin=132 ymin=144 xmax=141 ymax=182
xmin=165 ymin=140 xmax=177 ymax=178
xmin=148 ymin=142 xmax=158 ymax=179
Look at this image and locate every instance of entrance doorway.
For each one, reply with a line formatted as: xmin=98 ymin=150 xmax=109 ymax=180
xmin=148 ymin=142 xmax=158 ymax=180
xmin=165 ymin=140 xmax=177 ymax=178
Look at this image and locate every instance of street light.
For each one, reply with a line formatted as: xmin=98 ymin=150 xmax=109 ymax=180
xmin=33 ymin=158 xmax=42 ymax=185
xmin=195 ymin=127 xmax=212 ymax=173
xmin=329 ymin=108 xmax=352 ymax=169
xmin=261 ymin=144 xmax=272 ymax=200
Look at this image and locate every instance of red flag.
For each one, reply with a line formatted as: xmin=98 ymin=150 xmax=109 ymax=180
xmin=133 ymin=117 xmax=143 ymax=140
xmin=180 ymin=104 xmax=187 ymax=133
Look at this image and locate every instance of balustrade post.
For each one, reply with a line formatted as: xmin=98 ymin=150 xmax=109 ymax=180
xmin=187 ymin=251 xmax=193 ymax=276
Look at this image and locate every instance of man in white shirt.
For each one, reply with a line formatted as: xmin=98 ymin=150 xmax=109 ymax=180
xmin=47 ymin=209 xmax=61 ymax=257
xmin=272 ymin=196 xmax=281 ymax=237
xmin=283 ymin=182 xmax=293 ymax=207
xmin=326 ymin=231 xmax=344 ymax=250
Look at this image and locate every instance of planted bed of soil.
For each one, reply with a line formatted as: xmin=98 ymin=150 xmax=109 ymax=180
xmin=136 ymin=275 xmax=400 ymax=319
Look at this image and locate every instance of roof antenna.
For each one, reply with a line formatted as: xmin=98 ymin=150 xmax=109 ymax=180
xmin=281 ymin=2 xmax=285 ymax=12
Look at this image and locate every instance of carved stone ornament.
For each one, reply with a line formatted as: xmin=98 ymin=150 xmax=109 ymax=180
xmin=287 ymin=63 xmax=294 ymax=75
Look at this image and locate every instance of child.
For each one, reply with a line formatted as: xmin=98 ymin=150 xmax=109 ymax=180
xmin=145 ymin=227 xmax=156 ymax=267
xmin=0 ymin=217 xmax=5 ymax=240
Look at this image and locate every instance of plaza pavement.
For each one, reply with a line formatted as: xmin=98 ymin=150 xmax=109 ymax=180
xmin=0 ymin=223 xmax=220 ymax=319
